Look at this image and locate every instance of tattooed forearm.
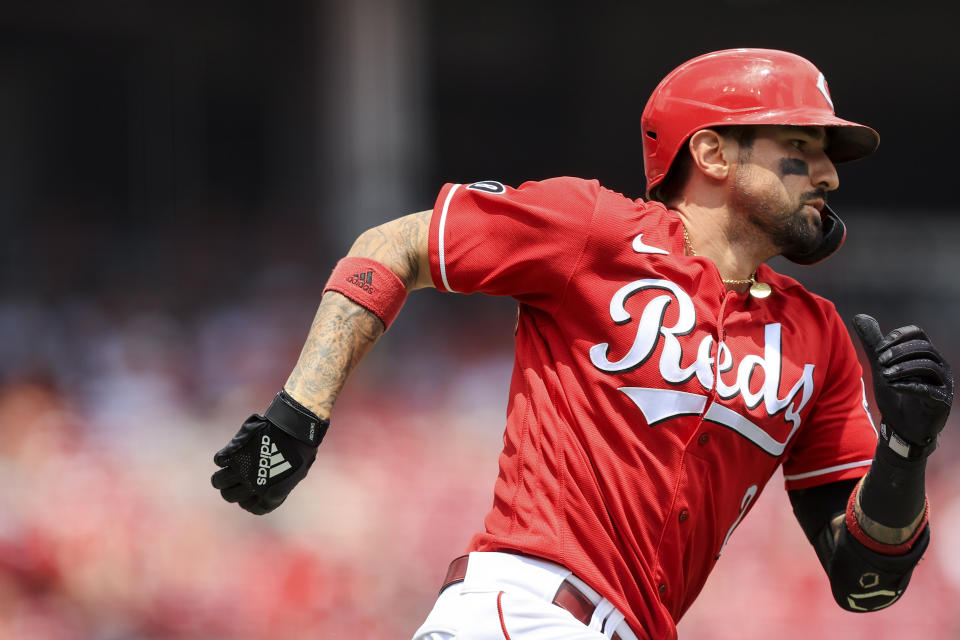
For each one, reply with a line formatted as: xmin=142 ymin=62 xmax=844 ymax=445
xmin=283 ymin=209 xmax=433 ymax=418
xmin=284 ymin=292 xmax=384 ymax=419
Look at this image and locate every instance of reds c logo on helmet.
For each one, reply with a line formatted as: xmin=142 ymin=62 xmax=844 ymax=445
xmin=640 ymin=48 xmax=880 ymax=198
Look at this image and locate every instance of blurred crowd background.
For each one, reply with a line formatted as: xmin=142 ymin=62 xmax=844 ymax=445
xmin=2 ymin=1 xmax=959 ymax=639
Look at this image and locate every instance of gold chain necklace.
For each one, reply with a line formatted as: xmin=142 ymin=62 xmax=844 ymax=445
xmin=682 ymin=226 xmax=772 ymax=299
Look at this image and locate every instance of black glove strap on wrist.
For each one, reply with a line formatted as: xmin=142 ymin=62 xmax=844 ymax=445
xmin=879 ymin=422 xmax=938 ymax=461
xmin=265 ymin=391 xmax=329 ymax=447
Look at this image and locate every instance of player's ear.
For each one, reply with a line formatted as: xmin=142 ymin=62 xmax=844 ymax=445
xmin=688 ymin=129 xmax=731 ymax=181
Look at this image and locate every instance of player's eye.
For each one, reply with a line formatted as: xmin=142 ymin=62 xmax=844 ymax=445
xmin=789 ymin=139 xmax=806 ymax=150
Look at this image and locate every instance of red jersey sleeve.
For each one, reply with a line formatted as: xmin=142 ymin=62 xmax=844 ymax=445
xmin=782 ymin=305 xmax=878 ymax=490
xmin=428 ymin=178 xmax=600 ymax=310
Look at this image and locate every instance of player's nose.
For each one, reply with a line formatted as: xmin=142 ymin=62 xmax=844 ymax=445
xmin=810 ymin=151 xmax=839 ymax=192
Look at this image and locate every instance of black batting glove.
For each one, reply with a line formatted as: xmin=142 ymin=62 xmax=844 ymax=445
xmin=211 ymin=391 xmax=329 ymax=515
xmin=853 ymin=314 xmax=954 ymax=460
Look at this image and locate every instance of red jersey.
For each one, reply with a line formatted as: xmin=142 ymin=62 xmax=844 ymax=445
xmin=427 ymin=177 xmax=877 ymax=640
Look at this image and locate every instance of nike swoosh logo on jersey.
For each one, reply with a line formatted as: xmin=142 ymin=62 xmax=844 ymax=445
xmin=632 ymin=234 xmax=669 ymax=255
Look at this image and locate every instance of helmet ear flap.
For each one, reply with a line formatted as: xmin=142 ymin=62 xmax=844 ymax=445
xmin=783 ymin=204 xmax=847 ymax=265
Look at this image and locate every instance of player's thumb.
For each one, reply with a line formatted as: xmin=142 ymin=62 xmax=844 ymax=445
xmin=852 ymin=314 xmax=884 ymax=354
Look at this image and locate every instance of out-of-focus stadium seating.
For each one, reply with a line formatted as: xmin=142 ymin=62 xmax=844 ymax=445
xmin=1 ymin=289 xmax=958 ymax=640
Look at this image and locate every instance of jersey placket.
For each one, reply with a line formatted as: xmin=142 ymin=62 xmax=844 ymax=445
xmin=650 ymin=288 xmax=734 ymax=611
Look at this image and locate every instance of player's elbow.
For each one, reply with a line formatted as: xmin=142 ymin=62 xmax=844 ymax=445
xmin=346 ymin=211 xmax=433 ymax=291
xmin=829 ymin=579 xmax=904 ymax=613
xmin=824 ymin=523 xmax=929 ymax=613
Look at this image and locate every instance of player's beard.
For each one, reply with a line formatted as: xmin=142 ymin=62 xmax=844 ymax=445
xmin=730 ymin=171 xmax=823 ymax=257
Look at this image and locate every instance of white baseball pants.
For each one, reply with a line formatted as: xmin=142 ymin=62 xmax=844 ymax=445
xmin=411 ymin=552 xmax=639 ymax=640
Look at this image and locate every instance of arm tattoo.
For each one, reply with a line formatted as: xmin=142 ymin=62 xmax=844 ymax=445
xmin=284 ymin=292 xmax=383 ymax=419
xmin=284 ymin=210 xmax=432 ymax=418
xmin=347 ymin=211 xmax=432 ymax=290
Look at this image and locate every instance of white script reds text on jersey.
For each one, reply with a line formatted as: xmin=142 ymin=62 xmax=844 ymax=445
xmin=588 ymin=278 xmax=814 ymax=455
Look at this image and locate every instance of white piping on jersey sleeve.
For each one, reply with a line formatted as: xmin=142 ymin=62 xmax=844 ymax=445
xmin=784 ymin=378 xmax=880 ymax=483
xmin=783 ymin=459 xmax=873 ymax=482
xmin=437 ymin=183 xmax=461 ymax=293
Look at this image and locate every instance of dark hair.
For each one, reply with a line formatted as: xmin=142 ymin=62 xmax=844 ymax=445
xmin=649 ymin=125 xmax=756 ymax=206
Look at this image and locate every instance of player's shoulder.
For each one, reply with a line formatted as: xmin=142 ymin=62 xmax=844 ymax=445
xmin=514 ymin=175 xmax=601 ymax=197
xmin=457 ymin=176 xmax=599 ymax=196
xmin=759 ymin=265 xmax=845 ymax=325
xmin=593 ymin=183 xmax=675 ymax=227
xmin=513 ymin=177 xmax=659 ymax=204
xmin=511 ymin=176 xmax=669 ymax=221
xmin=459 ymin=177 xmax=602 ymax=213
xmin=487 ymin=176 xmax=662 ymax=209
xmin=463 ymin=177 xmax=669 ymax=229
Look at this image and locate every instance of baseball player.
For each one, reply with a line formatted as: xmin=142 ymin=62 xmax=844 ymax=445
xmin=211 ymin=49 xmax=953 ymax=639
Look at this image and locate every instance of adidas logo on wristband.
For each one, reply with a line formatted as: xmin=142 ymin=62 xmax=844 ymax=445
xmin=257 ymin=435 xmax=292 ymax=485
xmin=348 ymin=270 xmax=375 ymax=293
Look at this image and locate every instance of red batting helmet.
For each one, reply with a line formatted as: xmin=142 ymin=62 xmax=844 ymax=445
xmin=641 ymin=48 xmax=879 ymax=197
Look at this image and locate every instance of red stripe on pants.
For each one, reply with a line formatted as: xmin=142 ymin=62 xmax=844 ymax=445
xmin=497 ymin=591 xmax=512 ymax=640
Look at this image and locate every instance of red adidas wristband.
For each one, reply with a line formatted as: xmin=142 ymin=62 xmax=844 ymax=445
xmin=322 ymin=257 xmax=408 ymax=330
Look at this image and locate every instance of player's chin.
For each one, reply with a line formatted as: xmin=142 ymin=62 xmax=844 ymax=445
xmin=780 ymin=212 xmax=822 ymax=255
xmin=797 ymin=203 xmax=824 ymax=229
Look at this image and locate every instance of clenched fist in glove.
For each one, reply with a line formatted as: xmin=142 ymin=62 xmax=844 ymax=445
xmin=853 ymin=314 xmax=954 ymax=460
xmin=212 ymin=391 xmax=329 ymax=515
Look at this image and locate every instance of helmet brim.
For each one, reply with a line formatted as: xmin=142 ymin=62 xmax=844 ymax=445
xmin=823 ymin=121 xmax=879 ymax=164
xmin=733 ymin=109 xmax=879 ymax=163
